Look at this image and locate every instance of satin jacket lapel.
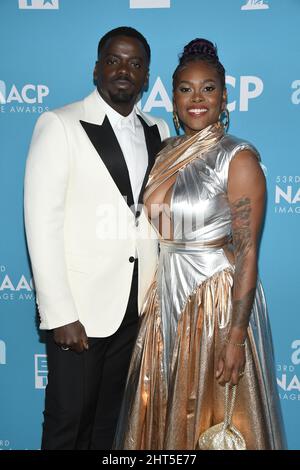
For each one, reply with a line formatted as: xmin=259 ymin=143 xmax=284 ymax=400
xmin=137 ymin=115 xmax=162 ymax=207
xmin=80 ymin=117 xmax=135 ymax=210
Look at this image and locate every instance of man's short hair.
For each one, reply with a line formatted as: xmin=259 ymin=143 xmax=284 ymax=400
xmin=97 ymin=26 xmax=151 ymax=63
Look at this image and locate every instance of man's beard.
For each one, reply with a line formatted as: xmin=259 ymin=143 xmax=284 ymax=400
xmin=109 ymin=90 xmax=134 ymax=103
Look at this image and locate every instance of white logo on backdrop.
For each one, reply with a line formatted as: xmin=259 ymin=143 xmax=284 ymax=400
xmin=139 ymin=76 xmax=172 ymax=112
xmin=130 ymin=0 xmax=170 ymax=8
xmin=19 ymin=0 xmax=59 ymax=9
xmin=0 ymin=340 xmax=6 ymax=365
xmin=291 ymin=340 xmax=300 ymax=365
xmin=291 ymin=80 xmax=300 ymax=105
xmin=241 ymin=0 xmax=269 ymax=10
xmin=35 ymin=354 xmax=48 ymax=389
xmin=275 ymin=176 xmax=300 ymax=215
xmin=0 ymin=81 xmax=49 ymax=104
xmin=0 ymin=440 xmax=10 ymax=449
xmin=0 ymin=265 xmax=35 ymax=301
xmin=226 ymin=75 xmax=264 ymax=112
xmin=0 ymin=80 xmax=49 ymax=114
xmin=277 ymin=341 xmax=300 ymax=401
xmin=0 ymin=80 xmax=6 ymax=104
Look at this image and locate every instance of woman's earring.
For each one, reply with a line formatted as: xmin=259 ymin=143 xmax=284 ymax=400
xmin=173 ymin=110 xmax=181 ymax=135
xmin=219 ymin=108 xmax=230 ymax=132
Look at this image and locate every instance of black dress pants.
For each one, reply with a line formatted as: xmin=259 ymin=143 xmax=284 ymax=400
xmin=41 ymin=261 xmax=139 ymax=450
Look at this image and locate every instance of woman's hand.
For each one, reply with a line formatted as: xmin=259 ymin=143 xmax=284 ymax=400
xmin=216 ymin=341 xmax=246 ymax=386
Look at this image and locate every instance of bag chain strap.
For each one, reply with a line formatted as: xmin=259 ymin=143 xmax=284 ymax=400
xmin=222 ymin=383 xmax=237 ymax=431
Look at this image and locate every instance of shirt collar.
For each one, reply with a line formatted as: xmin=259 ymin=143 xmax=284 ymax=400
xmin=97 ymin=90 xmax=137 ymax=132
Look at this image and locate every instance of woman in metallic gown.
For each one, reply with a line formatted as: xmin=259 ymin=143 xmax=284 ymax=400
xmin=114 ymin=38 xmax=286 ymax=450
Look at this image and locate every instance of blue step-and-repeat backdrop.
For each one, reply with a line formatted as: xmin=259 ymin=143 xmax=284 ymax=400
xmin=0 ymin=0 xmax=299 ymax=450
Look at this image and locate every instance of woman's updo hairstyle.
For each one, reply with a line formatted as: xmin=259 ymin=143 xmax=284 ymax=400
xmin=172 ymin=38 xmax=225 ymax=90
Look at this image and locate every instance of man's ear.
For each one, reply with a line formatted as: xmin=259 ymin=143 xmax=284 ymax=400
xmin=93 ymin=61 xmax=98 ymax=86
xmin=144 ymin=70 xmax=150 ymax=92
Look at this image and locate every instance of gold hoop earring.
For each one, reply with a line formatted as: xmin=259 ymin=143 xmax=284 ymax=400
xmin=173 ymin=110 xmax=181 ymax=135
xmin=219 ymin=108 xmax=230 ymax=132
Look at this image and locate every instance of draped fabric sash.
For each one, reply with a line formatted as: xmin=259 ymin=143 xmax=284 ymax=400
xmin=143 ymin=122 xmax=225 ymax=203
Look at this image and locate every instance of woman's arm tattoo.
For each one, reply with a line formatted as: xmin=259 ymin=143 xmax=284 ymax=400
xmin=230 ymin=197 xmax=256 ymax=329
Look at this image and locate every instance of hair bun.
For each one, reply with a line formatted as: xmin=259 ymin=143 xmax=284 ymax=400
xmin=173 ymin=37 xmax=225 ymax=91
xmin=181 ymin=38 xmax=218 ymax=62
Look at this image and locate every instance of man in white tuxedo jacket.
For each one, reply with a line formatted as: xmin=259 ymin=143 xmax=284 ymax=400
xmin=24 ymin=27 xmax=169 ymax=450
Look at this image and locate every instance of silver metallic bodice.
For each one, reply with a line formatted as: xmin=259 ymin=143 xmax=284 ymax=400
xmin=157 ymin=135 xmax=260 ymax=365
xmin=170 ymin=134 xmax=260 ymax=243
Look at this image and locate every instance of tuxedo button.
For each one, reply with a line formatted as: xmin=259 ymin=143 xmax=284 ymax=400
xmin=135 ymin=210 xmax=141 ymax=227
xmin=129 ymin=256 xmax=135 ymax=263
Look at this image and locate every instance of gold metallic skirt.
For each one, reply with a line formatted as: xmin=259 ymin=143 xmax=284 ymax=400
xmin=114 ymin=266 xmax=286 ymax=450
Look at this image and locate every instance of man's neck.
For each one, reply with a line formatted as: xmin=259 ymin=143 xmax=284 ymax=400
xmin=97 ymin=88 xmax=135 ymax=117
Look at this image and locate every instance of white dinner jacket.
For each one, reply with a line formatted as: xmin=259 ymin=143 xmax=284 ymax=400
xmin=24 ymin=89 xmax=170 ymax=337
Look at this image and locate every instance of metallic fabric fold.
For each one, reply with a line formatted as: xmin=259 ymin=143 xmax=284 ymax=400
xmin=144 ymin=122 xmax=224 ymax=203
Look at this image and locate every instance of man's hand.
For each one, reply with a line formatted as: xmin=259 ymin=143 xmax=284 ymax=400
xmin=53 ymin=320 xmax=89 ymax=353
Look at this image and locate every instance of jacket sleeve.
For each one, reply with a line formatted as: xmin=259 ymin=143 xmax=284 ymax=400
xmin=24 ymin=111 xmax=79 ymax=330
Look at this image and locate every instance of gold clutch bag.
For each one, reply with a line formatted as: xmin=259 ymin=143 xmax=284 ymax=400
xmin=197 ymin=384 xmax=246 ymax=450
